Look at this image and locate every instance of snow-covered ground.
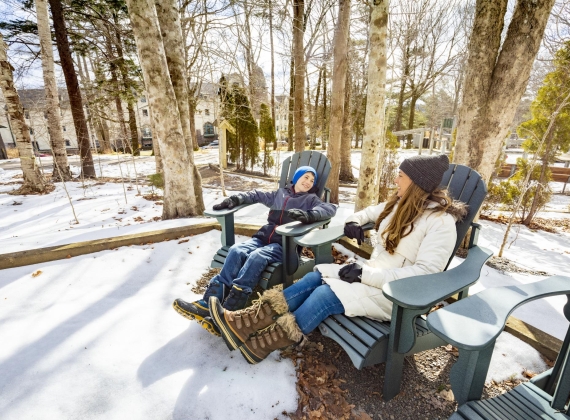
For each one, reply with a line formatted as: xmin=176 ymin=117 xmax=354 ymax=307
xmin=0 ymin=149 xmax=569 ymax=419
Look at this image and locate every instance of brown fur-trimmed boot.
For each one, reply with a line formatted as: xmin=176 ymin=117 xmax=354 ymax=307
xmin=209 ymin=288 xmax=289 ymax=351
xmin=238 ymin=313 xmax=304 ymax=364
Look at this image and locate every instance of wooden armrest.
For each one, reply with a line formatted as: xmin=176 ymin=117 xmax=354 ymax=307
xmin=382 ymin=246 xmax=493 ymax=310
xmin=427 ymin=275 xmax=570 ymax=351
xmin=275 ymin=219 xmax=330 ymax=237
xmin=204 ymin=203 xmax=252 ymax=218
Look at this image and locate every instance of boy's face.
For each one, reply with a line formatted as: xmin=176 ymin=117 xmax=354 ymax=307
xmin=295 ymin=172 xmax=315 ymax=193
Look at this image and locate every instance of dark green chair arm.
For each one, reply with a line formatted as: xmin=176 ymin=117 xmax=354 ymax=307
xmin=427 ymin=275 xmax=570 ymax=351
xmin=204 ymin=203 xmax=253 ymax=247
xmin=203 ymin=203 xmax=253 ymax=218
xmin=382 ymin=245 xmax=493 ymax=310
xmin=426 ymin=275 xmax=570 ymax=405
xmin=275 ymin=219 xmax=331 ymax=237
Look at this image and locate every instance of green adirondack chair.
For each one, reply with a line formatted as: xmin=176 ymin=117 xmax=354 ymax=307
xmin=295 ymin=163 xmax=493 ymax=400
xmin=427 ymin=275 xmax=570 ymax=419
xmin=204 ymin=150 xmax=332 ymax=290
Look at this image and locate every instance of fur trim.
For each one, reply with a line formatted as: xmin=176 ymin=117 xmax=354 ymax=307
xmin=261 ymin=288 xmax=289 ymax=315
xmin=276 ymin=312 xmax=304 ymax=343
xmin=446 ymin=200 xmax=469 ymax=221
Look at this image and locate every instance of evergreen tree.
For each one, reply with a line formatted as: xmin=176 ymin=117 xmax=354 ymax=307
xmin=259 ymin=103 xmax=276 ymax=175
xmin=220 ymin=79 xmax=259 ymax=171
xmin=517 ymin=41 xmax=570 ymax=224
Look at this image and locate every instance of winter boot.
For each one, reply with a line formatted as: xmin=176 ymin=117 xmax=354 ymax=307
xmin=209 ymin=288 xmax=288 ymax=351
xmin=238 ymin=313 xmax=304 ymax=364
xmin=172 ymin=278 xmax=226 ymax=322
xmin=200 ymin=316 xmax=220 ymax=337
xmin=222 ymin=285 xmax=250 ymax=311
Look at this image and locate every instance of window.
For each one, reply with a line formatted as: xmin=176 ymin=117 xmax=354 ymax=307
xmin=140 ymin=96 xmax=146 ymax=103
xmin=24 ymin=111 xmax=30 ymax=119
xmin=142 ymin=127 xmax=152 ymax=138
xmin=62 ymin=126 xmax=66 ymax=132
xmin=44 ymin=112 xmax=48 ymax=119
xmin=205 ymin=109 xmax=210 ymax=116
xmin=142 ymin=109 xmax=148 ymax=117
xmin=65 ymin=140 xmax=71 ymax=146
xmin=29 ymin=128 xmax=34 ymax=135
xmin=203 ymin=122 xmax=214 ymax=136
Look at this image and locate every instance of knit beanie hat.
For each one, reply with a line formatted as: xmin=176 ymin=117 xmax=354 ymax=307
xmin=399 ymin=154 xmax=449 ymax=193
xmin=291 ymin=166 xmax=318 ymax=186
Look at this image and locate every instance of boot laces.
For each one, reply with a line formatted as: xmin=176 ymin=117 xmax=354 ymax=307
xmin=236 ymin=292 xmax=264 ymax=319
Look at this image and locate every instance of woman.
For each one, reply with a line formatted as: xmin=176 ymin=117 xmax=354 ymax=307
xmin=210 ymin=154 xmax=467 ymax=364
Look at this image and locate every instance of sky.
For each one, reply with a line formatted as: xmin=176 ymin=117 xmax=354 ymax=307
xmin=0 ymin=148 xmax=569 ymax=418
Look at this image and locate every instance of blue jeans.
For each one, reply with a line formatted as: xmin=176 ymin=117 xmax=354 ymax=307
xmin=211 ymin=238 xmax=283 ymax=295
xmin=283 ymin=271 xmax=344 ymax=335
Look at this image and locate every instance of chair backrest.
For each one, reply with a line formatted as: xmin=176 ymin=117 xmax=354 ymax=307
xmin=279 ymin=150 xmax=331 ymax=199
xmin=439 ymin=164 xmax=487 ymax=263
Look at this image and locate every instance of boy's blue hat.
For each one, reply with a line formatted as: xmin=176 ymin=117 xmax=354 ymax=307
xmin=292 ymin=166 xmax=317 ymax=186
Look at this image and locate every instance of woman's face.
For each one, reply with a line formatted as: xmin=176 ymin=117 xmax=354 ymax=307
xmin=395 ymin=170 xmax=413 ymax=197
xmin=295 ymin=172 xmax=315 ymax=193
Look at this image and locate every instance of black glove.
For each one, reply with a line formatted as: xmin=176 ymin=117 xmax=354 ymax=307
xmin=339 ymin=262 xmax=362 ymax=283
xmin=344 ymin=222 xmax=364 ymax=245
xmin=213 ymin=195 xmax=241 ymax=210
xmin=287 ymin=209 xmax=318 ymax=224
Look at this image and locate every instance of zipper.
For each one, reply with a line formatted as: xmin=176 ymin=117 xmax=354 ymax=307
xmin=268 ymin=196 xmax=291 ymax=243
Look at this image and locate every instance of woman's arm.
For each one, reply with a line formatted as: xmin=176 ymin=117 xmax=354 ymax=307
xmin=345 ymin=202 xmax=386 ymax=226
xmin=360 ymin=215 xmax=457 ymax=289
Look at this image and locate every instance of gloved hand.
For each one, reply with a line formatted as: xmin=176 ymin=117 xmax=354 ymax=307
xmin=344 ymin=222 xmax=364 ymax=245
xmin=213 ymin=195 xmax=242 ymax=210
xmin=338 ymin=262 xmax=362 ymax=283
xmin=287 ymin=209 xmax=318 ymax=224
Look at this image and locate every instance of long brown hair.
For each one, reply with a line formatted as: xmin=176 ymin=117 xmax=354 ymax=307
xmin=374 ymin=184 xmax=452 ymax=254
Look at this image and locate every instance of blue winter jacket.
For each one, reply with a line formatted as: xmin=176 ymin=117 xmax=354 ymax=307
xmin=237 ymin=187 xmax=337 ymax=245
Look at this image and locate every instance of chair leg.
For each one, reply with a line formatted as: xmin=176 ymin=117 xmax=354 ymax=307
xmin=383 ymin=348 xmax=406 ymax=400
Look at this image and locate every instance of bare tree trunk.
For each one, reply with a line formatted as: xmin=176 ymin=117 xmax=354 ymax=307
xmin=0 ymin=35 xmax=49 ymax=194
xmin=126 ymin=0 xmax=197 ymax=218
xmin=326 ymin=0 xmax=351 ymax=203
xmin=394 ymin=52 xmax=409 ymax=132
xmin=83 ymin=55 xmax=111 ymax=153
xmin=155 ymin=0 xmax=204 ymax=214
xmin=288 ymin=55 xmax=294 ymax=151
xmin=339 ymin=70 xmax=354 ymax=181
xmin=269 ymin=0 xmax=276 ymax=150
xmin=188 ymin=97 xmax=198 ymax=149
xmin=112 ymin=17 xmax=140 ymax=155
xmin=354 ymin=0 xmax=388 ymax=211
xmin=48 ymin=0 xmax=95 ymax=178
xmin=36 ymin=0 xmax=71 ymax=181
xmin=293 ymin=0 xmax=306 ymax=151
xmin=454 ymin=0 xmax=555 ymax=183
xmin=321 ymin=64 xmax=328 ymax=150
xmin=312 ymin=67 xmax=322 ymax=150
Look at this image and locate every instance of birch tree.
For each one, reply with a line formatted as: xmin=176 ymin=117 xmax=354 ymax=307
xmin=155 ymin=0 xmax=204 ymax=214
xmin=35 ymin=0 xmax=71 ymax=181
xmin=454 ymin=0 xmax=556 ymax=183
xmin=0 ymin=35 xmax=50 ymax=194
xmin=354 ymin=0 xmax=389 ymax=211
xmin=293 ymin=0 xmax=307 ymax=151
xmin=125 ymin=0 xmax=198 ymax=218
xmin=326 ymin=0 xmax=351 ymax=203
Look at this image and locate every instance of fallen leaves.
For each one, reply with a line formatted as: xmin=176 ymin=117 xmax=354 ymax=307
xmin=178 ymin=239 xmax=190 ymax=244
xmin=283 ymin=342 xmax=355 ymax=420
xmin=32 ymin=270 xmax=42 ymax=277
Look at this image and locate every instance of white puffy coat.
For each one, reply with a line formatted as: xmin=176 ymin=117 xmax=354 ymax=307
xmin=315 ymin=201 xmax=457 ymax=321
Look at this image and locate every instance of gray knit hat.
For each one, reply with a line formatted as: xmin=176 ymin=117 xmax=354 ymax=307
xmin=399 ymin=154 xmax=449 ymax=193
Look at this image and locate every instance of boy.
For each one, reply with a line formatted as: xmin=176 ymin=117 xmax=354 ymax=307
xmin=173 ymin=166 xmax=337 ymax=335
